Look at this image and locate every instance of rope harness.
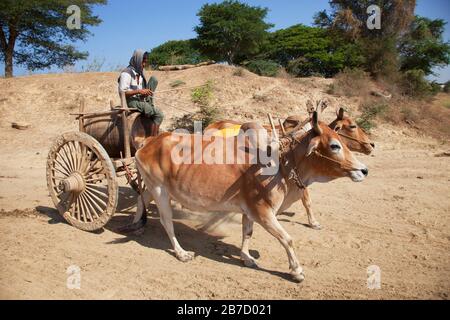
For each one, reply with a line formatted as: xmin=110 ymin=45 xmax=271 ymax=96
xmin=279 ymin=135 xmax=307 ymax=189
xmin=337 ymin=131 xmax=372 ymax=146
xmin=278 ymin=129 xmax=362 ymax=190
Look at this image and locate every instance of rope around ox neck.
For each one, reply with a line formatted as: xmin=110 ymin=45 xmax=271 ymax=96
xmin=337 ymin=131 xmax=372 ymax=146
xmin=312 ymin=150 xmax=361 ymax=171
xmin=279 ymin=134 xmax=362 ymax=190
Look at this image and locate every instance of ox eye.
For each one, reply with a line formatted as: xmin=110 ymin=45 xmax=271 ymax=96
xmin=330 ymin=144 xmax=341 ymax=151
xmin=349 ymin=125 xmax=357 ymax=129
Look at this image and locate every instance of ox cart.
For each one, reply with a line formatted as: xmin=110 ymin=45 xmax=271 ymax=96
xmin=46 ymin=93 xmax=151 ymax=231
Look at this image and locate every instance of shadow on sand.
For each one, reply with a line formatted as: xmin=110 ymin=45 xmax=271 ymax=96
xmin=37 ymin=186 xmax=297 ymax=282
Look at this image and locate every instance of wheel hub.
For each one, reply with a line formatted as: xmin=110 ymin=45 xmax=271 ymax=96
xmin=59 ymin=172 xmax=85 ymax=194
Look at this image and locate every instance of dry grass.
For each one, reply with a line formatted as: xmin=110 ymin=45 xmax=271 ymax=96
xmin=328 ymin=69 xmax=372 ymax=97
xmin=382 ymin=94 xmax=450 ymax=140
xmin=233 ymin=67 xmax=245 ymax=77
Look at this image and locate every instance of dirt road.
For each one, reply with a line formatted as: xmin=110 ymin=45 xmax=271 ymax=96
xmin=0 ymin=68 xmax=449 ymax=299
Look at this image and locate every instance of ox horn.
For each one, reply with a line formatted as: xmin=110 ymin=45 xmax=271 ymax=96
xmin=316 ymin=99 xmax=328 ymax=116
xmin=337 ymin=107 xmax=345 ymax=120
xmin=306 ymin=100 xmax=315 ymax=115
xmin=312 ymin=111 xmax=323 ymax=135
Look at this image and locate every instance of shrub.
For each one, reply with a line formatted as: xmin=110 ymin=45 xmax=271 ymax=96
xmin=330 ymin=68 xmax=371 ymax=97
xmin=147 ymin=39 xmax=207 ymax=67
xmin=169 ymin=114 xmax=196 ymax=132
xmin=197 ymin=104 xmax=221 ymax=129
xmin=401 ymin=69 xmax=434 ymax=98
xmin=189 ymin=80 xmax=220 ymax=130
xmin=443 ymin=81 xmax=450 ymax=93
xmin=253 ymin=92 xmax=269 ymax=102
xmin=81 ymin=57 xmax=105 ymax=72
xmin=356 ymin=101 xmax=388 ymax=132
xmin=430 ymin=81 xmax=442 ymax=95
xmin=233 ymin=67 xmax=245 ymax=77
xmin=191 ymin=81 xmax=214 ymax=106
xmin=245 ymin=59 xmax=279 ymax=77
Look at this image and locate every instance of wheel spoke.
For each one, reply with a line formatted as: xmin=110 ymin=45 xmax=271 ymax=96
xmin=85 ymin=166 xmax=105 ymax=179
xmin=52 ymin=166 xmax=69 ymax=178
xmin=86 ymin=184 xmax=109 ymax=199
xmin=75 ymin=141 xmax=84 ymax=172
xmin=84 ymin=188 xmax=107 ymax=209
xmin=80 ymin=193 xmax=95 ymax=222
xmin=78 ymin=195 xmax=87 ymax=223
xmin=85 ymin=158 xmax=100 ymax=176
xmin=61 ymin=144 xmax=75 ymax=172
xmin=72 ymin=141 xmax=81 ymax=172
xmin=83 ymin=190 xmax=105 ymax=215
xmin=75 ymin=196 xmax=82 ymax=222
xmin=71 ymin=141 xmax=79 ymax=171
xmin=78 ymin=144 xmax=89 ymax=173
xmin=56 ymin=153 xmax=72 ymax=175
xmin=53 ymin=158 xmax=71 ymax=176
xmin=85 ymin=176 xmax=106 ymax=183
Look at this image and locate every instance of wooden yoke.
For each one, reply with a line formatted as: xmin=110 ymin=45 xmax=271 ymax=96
xmin=267 ymin=113 xmax=279 ymax=142
xmin=79 ymin=99 xmax=86 ymax=133
xmin=278 ymin=119 xmax=287 ymax=137
xmin=120 ymin=91 xmax=131 ymax=159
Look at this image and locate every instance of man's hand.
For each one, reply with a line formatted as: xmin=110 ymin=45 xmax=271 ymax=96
xmin=139 ymin=89 xmax=153 ymax=97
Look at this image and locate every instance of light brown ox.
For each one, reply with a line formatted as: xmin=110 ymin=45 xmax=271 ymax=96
xmin=204 ymin=107 xmax=374 ymax=230
xmin=133 ymin=112 xmax=368 ymax=282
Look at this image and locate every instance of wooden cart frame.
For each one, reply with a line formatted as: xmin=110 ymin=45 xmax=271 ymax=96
xmin=46 ymin=92 xmax=144 ymax=231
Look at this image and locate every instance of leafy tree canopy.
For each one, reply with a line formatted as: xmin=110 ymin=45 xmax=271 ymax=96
xmin=0 ymin=0 xmax=106 ymax=77
xmin=194 ymin=0 xmax=273 ymax=64
xmin=399 ymin=16 xmax=450 ymax=76
xmin=263 ymin=24 xmax=364 ymax=77
xmin=147 ymin=39 xmax=207 ymax=68
xmin=314 ymin=0 xmax=417 ymax=77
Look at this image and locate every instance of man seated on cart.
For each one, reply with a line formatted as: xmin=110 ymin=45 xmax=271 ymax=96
xmin=118 ymin=49 xmax=164 ymax=136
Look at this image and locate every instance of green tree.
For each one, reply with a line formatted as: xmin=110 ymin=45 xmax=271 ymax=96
xmin=263 ymin=24 xmax=364 ymax=77
xmin=399 ymin=16 xmax=450 ymax=76
xmin=147 ymin=39 xmax=207 ymax=68
xmin=314 ymin=0 xmax=416 ymax=77
xmin=194 ymin=0 xmax=273 ymax=64
xmin=0 ymin=0 xmax=106 ymax=77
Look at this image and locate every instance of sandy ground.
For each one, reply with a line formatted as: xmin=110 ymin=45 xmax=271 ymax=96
xmin=0 ymin=66 xmax=449 ymax=299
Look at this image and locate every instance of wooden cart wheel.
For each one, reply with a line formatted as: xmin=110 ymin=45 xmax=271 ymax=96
xmin=46 ymin=132 xmax=118 ymax=231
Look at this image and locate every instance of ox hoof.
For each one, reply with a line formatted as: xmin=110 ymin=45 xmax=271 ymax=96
xmin=310 ymin=222 xmax=322 ymax=230
xmin=176 ymin=251 xmax=195 ymax=262
xmin=291 ymin=271 xmax=305 ymax=283
xmin=243 ymin=258 xmax=258 ymax=269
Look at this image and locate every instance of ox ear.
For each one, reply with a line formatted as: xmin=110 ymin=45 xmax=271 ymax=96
xmin=337 ymin=107 xmax=345 ymax=121
xmin=306 ymin=136 xmax=320 ymax=157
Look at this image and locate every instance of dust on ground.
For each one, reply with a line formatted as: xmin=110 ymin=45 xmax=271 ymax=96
xmin=0 ymin=66 xmax=449 ymax=299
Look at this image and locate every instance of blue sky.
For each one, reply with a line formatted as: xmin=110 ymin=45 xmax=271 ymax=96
xmin=3 ymin=0 xmax=450 ymax=81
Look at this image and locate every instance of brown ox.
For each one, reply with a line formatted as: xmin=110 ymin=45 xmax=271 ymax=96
xmin=134 ymin=112 xmax=368 ymax=282
xmin=329 ymin=108 xmax=375 ymax=155
xmin=204 ymin=107 xmax=374 ymax=229
xmin=206 ymin=109 xmax=374 ymax=155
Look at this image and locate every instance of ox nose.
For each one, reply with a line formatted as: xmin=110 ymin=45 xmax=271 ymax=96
xmin=370 ymin=143 xmax=375 ymax=148
xmin=361 ymin=168 xmax=369 ymax=177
